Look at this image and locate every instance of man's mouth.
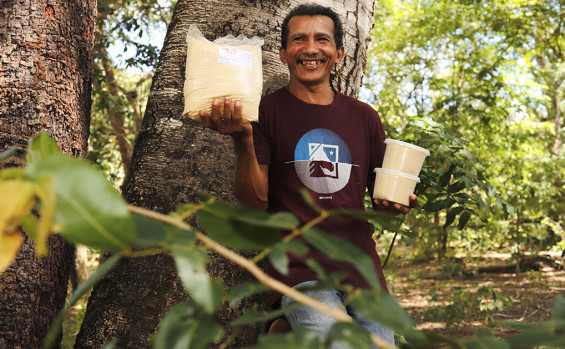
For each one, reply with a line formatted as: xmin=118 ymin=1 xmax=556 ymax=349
xmin=296 ymin=54 xmax=328 ymax=67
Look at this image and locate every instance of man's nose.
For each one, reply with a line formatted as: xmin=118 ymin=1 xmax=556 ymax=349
xmin=303 ymin=38 xmax=318 ymax=54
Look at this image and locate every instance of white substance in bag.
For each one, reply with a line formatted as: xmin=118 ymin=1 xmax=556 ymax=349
xmin=183 ymin=25 xmax=264 ymax=123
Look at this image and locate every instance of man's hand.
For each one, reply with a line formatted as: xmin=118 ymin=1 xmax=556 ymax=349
xmin=199 ymin=97 xmax=251 ymax=138
xmin=373 ymin=194 xmax=418 ymax=215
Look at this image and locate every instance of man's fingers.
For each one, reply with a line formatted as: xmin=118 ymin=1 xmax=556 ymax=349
xmin=224 ymin=97 xmax=232 ymax=120
xmin=210 ymin=98 xmax=222 ymax=122
xmin=199 ymin=109 xmax=210 ymax=126
xmin=408 ymin=194 xmax=418 ymax=208
xmin=232 ymin=100 xmax=243 ymax=123
xmin=394 ymin=203 xmax=409 ymax=214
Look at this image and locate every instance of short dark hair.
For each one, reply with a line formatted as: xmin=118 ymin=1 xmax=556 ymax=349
xmin=280 ymin=4 xmax=344 ymax=49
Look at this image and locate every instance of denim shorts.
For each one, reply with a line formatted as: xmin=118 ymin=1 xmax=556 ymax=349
xmin=280 ymin=280 xmax=395 ymax=349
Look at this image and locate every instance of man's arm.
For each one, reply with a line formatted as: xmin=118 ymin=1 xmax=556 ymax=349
xmin=199 ymin=97 xmax=268 ymax=210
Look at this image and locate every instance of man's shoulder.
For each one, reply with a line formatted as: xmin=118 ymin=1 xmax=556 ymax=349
xmin=260 ymin=87 xmax=288 ymax=105
xmin=337 ymin=92 xmax=379 ymax=115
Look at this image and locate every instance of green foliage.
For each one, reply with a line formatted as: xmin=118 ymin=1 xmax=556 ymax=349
xmin=366 ymin=0 xmax=564 ymax=258
xmin=25 ymin=154 xmax=136 ymax=251
xmin=197 ymin=193 xmax=295 ymax=250
xmin=423 ymin=285 xmax=516 ymax=326
xmin=5 ymin=134 xmax=565 ymax=348
xmin=476 ymin=286 xmax=517 ymax=321
xmin=152 ymin=302 xmax=223 ymax=349
xmin=89 ymin=0 xmax=175 ymax=186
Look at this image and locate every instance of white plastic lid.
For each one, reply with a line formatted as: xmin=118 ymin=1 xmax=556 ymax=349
xmin=374 ymin=167 xmax=421 ymax=182
xmin=384 ymin=139 xmax=430 ymax=156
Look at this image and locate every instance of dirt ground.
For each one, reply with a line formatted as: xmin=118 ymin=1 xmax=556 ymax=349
xmin=386 ymin=250 xmax=565 ymax=341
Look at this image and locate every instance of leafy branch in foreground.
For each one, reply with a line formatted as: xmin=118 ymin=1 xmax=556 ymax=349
xmin=1 ymin=132 xmax=564 ymax=349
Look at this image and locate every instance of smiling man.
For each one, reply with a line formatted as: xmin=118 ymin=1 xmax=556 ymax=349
xmin=199 ymin=3 xmax=416 ymax=348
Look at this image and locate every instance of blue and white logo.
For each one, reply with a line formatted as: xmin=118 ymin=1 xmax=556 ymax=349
xmin=292 ymin=129 xmax=354 ymax=194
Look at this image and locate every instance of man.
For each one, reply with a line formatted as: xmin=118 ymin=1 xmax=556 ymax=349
xmin=199 ymin=4 xmax=416 ymax=347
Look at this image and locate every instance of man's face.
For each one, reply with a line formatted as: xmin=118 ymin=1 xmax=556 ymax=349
xmin=280 ymin=15 xmax=344 ymax=88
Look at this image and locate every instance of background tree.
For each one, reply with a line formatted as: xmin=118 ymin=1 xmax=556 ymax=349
xmin=364 ymin=0 xmax=564 ymax=260
xmin=89 ymin=0 xmax=173 ymax=183
xmin=75 ymin=0 xmax=378 ymax=347
xmin=0 ymin=0 xmax=96 ymax=347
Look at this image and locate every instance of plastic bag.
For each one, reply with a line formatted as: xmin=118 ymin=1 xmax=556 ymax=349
xmin=183 ymin=25 xmax=264 ymax=123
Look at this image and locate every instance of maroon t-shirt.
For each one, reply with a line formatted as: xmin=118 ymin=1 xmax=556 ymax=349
xmin=252 ymin=87 xmax=388 ymax=305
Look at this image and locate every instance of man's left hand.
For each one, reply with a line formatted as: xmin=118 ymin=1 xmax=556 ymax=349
xmin=373 ymin=194 xmax=418 ymax=215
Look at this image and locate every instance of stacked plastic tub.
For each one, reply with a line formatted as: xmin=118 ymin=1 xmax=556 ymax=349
xmin=373 ymin=139 xmax=430 ymax=206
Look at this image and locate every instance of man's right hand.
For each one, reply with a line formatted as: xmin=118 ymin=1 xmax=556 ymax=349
xmin=199 ymin=97 xmax=251 ymax=139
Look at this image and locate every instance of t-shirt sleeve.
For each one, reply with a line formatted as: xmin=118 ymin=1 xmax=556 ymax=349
xmin=251 ymin=104 xmax=272 ymax=165
xmin=368 ymin=109 xmax=387 ymax=189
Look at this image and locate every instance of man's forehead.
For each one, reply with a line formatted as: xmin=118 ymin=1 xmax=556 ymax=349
xmin=288 ymin=15 xmax=335 ymax=34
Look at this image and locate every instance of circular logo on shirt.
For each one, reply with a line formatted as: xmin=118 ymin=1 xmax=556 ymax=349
xmin=294 ymin=129 xmax=353 ymax=194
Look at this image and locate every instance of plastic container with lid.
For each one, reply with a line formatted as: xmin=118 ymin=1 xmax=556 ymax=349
xmin=382 ymin=139 xmax=430 ymax=176
xmin=373 ymin=168 xmax=420 ymax=206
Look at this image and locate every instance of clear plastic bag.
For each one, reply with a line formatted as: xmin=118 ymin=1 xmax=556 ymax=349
xmin=183 ymin=25 xmax=264 ymax=123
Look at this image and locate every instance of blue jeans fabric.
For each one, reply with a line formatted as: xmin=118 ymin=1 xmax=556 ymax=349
xmin=280 ymin=281 xmax=395 ymax=349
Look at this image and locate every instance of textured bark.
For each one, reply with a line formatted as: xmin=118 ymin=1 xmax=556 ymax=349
xmin=0 ymin=0 xmax=96 ymax=348
xmin=75 ymin=0 xmax=376 ymax=348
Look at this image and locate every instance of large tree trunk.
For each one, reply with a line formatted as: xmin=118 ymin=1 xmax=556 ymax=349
xmin=75 ymin=0 xmax=376 ymax=347
xmin=0 ymin=0 xmax=96 ymax=348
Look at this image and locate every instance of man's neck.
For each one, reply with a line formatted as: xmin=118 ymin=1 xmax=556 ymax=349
xmin=286 ymin=80 xmax=336 ymax=105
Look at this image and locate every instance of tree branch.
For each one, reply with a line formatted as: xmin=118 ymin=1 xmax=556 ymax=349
xmin=126 ymin=204 xmax=397 ymax=349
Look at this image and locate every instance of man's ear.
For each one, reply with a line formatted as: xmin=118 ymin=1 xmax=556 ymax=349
xmin=279 ymin=47 xmax=287 ymax=64
xmin=335 ymin=46 xmax=345 ymax=65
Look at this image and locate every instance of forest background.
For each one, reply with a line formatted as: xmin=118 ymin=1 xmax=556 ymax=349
xmin=92 ymin=0 xmax=563 ymax=262
xmin=2 ymin=0 xmax=563 ymax=347
xmin=82 ymin=0 xmax=564 ymax=343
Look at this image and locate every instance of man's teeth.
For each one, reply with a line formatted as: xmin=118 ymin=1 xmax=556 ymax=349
xmin=302 ymin=61 xmax=320 ymax=66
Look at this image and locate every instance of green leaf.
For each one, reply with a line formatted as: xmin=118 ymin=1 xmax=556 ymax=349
xmin=326 ymin=322 xmax=372 ymax=349
xmin=171 ymin=246 xmax=223 ymax=313
xmin=228 ymin=282 xmax=269 ymax=307
xmin=329 ymin=209 xmax=405 ymax=232
xmin=447 ymin=178 xmax=467 ymax=193
xmin=152 ymin=302 xmax=223 ymax=349
xmin=503 ymin=319 xmax=565 ymax=348
xmin=552 ymin=295 xmax=565 ymax=320
xmin=457 ymin=328 xmax=509 ymax=349
xmin=269 ymin=245 xmax=289 ymax=275
xmin=457 ymin=211 xmax=471 ymax=230
xmin=304 ymin=259 xmax=347 ymax=288
xmin=349 ymin=290 xmax=424 ymax=341
xmin=454 ymin=192 xmax=472 ymax=202
xmin=444 ymin=206 xmax=464 ymax=229
xmin=251 ymin=327 xmax=323 ymax=349
xmin=27 ymin=131 xmax=60 ymax=162
xmin=131 ymin=213 xmax=167 ymax=248
xmin=474 ymin=193 xmax=489 ymax=211
xmin=166 ymin=226 xmax=197 ymax=246
xmin=25 ymin=155 xmax=135 ymax=251
xmin=423 ymin=197 xmax=455 ymax=212
xmin=302 ymin=228 xmax=380 ymax=289
xmin=0 ymin=145 xmax=18 ymax=161
xmin=280 ymin=240 xmax=309 ymax=255
xmin=299 ymin=189 xmax=322 ymax=213
xmin=197 ymin=198 xmax=287 ymax=250
xmin=0 ymin=167 xmax=25 ymax=180
xmin=439 ymin=165 xmax=454 ymax=187
xmin=231 ymin=302 xmax=302 ymax=326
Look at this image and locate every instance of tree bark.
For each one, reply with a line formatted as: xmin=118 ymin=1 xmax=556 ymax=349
xmin=76 ymin=1 xmax=376 ymax=347
xmin=0 ymin=0 xmax=96 ymax=348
